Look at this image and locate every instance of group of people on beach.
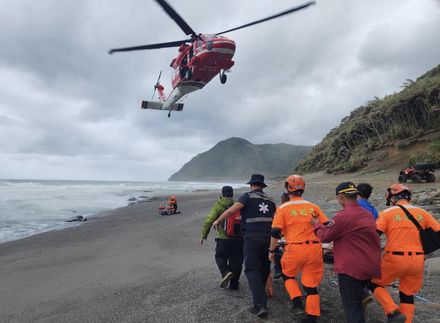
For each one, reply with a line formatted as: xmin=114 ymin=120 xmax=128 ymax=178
xmin=200 ymin=173 xmax=440 ymax=323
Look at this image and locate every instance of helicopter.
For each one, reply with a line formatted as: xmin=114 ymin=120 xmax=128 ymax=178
xmin=109 ymin=0 xmax=316 ymax=117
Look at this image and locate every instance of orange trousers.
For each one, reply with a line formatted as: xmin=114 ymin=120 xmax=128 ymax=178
xmin=281 ymin=243 xmax=324 ymax=317
xmin=371 ymin=253 xmax=424 ymax=323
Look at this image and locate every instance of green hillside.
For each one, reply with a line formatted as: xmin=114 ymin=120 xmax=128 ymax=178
xmin=296 ymin=64 xmax=440 ymax=174
xmin=169 ymin=137 xmax=311 ymax=182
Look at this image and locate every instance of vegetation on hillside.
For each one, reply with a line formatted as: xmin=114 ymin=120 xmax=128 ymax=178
xmin=296 ymin=64 xmax=440 ymax=173
xmin=409 ymin=139 xmax=440 ymax=167
xmin=169 ymin=137 xmax=310 ymax=182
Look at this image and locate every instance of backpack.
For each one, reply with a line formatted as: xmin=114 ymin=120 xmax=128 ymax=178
xmin=223 ymin=210 xmax=242 ymax=237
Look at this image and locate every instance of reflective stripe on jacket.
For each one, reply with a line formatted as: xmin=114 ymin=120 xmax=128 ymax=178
xmin=238 ymin=189 xmax=276 ymax=238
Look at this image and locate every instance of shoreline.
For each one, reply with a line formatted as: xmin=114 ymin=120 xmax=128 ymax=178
xmin=0 ymin=181 xmax=248 ymax=246
xmin=0 ymin=173 xmax=439 ymax=322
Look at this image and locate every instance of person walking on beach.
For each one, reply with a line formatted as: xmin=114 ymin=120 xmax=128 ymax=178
xmin=368 ymin=183 xmax=440 ymax=323
xmin=269 ymin=175 xmax=329 ymax=323
xmin=357 ymin=183 xmax=378 ymax=220
xmin=272 ymin=192 xmax=290 ymax=280
xmin=356 ymin=182 xmax=379 ymax=306
xmin=312 ymin=182 xmax=381 ymax=323
xmin=200 ymin=186 xmax=243 ymax=290
xmin=213 ymin=174 xmax=276 ymax=318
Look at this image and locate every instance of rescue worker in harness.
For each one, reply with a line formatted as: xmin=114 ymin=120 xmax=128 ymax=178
xmin=269 ymin=175 xmax=329 ymax=323
xmin=368 ymin=183 xmax=440 ymax=323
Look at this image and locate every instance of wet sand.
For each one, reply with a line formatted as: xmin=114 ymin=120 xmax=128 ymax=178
xmin=0 ymin=172 xmax=439 ymax=322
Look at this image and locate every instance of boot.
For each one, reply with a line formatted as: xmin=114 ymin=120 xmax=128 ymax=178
xmin=290 ymin=296 xmax=304 ymax=315
xmin=387 ymin=310 xmax=406 ymax=323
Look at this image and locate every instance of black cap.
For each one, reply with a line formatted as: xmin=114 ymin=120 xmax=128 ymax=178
xmin=222 ymin=186 xmax=233 ymax=197
xmin=335 ymin=182 xmax=359 ymax=195
xmin=246 ymin=174 xmax=267 ymax=188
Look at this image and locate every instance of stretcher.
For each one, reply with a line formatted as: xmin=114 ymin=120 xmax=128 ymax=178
xmin=158 ymin=201 xmax=176 ymax=215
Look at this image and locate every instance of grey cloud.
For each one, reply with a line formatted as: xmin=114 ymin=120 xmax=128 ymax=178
xmin=0 ymin=0 xmax=439 ymax=180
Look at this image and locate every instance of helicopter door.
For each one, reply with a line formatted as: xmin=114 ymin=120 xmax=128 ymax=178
xmin=179 ymin=54 xmax=192 ymax=80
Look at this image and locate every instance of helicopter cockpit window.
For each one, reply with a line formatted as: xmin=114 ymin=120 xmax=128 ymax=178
xmin=195 ymin=40 xmax=202 ymax=49
xmin=202 ymin=34 xmax=215 ymax=41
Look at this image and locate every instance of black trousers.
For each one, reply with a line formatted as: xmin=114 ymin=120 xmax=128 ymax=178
xmin=244 ymin=236 xmax=271 ymax=308
xmin=338 ymin=273 xmax=369 ymax=323
xmin=215 ymin=238 xmax=244 ymax=287
xmin=273 ymin=246 xmax=283 ymax=274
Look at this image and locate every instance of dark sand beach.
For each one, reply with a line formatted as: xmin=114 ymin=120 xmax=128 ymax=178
xmin=0 ymin=172 xmax=439 ymax=322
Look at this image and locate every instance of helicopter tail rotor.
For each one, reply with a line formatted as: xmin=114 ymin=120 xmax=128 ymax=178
xmin=152 ymin=70 xmax=163 ymax=100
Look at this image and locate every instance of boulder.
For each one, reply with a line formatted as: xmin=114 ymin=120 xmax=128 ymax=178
xmin=418 ymin=193 xmax=431 ymax=205
xmin=415 ymin=192 xmax=436 ymax=206
xmin=65 ymin=215 xmax=87 ymax=222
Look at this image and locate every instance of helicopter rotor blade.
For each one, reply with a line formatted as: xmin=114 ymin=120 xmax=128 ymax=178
xmin=215 ymin=1 xmax=316 ymax=35
xmin=108 ymin=39 xmax=189 ymax=54
xmin=155 ymin=0 xmax=197 ymax=37
xmin=152 ymin=70 xmax=162 ymax=100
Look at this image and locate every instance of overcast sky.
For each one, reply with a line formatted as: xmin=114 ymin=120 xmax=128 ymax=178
xmin=0 ymin=0 xmax=439 ymax=181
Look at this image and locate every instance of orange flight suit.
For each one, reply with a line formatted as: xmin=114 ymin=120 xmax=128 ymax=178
xmin=272 ymin=197 xmax=329 ymax=317
xmin=371 ymin=200 xmax=440 ymax=323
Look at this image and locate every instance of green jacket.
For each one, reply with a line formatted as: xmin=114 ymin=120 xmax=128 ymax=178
xmin=201 ymin=196 xmax=234 ymax=240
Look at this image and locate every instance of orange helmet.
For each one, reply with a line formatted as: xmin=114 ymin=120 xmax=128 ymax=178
xmin=285 ymin=175 xmax=305 ymax=192
xmin=385 ymin=183 xmax=411 ymax=205
xmin=388 ymin=183 xmax=411 ymax=195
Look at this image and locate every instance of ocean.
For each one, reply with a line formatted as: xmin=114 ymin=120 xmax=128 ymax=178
xmin=0 ymin=179 xmax=243 ymax=243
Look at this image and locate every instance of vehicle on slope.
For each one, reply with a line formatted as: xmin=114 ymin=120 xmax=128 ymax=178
xmin=398 ymin=163 xmax=436 ymax=183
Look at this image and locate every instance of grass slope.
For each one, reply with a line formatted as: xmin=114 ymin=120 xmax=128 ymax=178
xmin=296 ymin=64 xmax=440 ymax=174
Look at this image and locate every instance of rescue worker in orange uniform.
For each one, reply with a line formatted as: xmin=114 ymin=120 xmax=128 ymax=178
xmin=268 ymin=175 xmax=329 ymax=323
xmin=272 ymin=193 xmax=290 ymax=279
xmin=369 ymin=183 xmax=440 ymax=323
xmin=168 ymin=196 xmax=178 ymax=214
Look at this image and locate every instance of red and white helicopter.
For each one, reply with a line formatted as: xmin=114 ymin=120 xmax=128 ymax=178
xmin=109 ymin=0 xmax=316 ymax=117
